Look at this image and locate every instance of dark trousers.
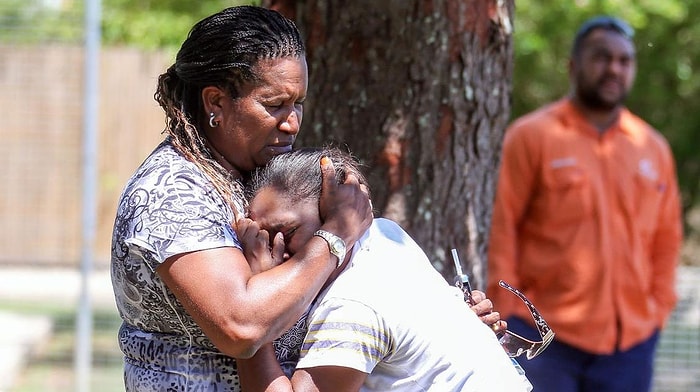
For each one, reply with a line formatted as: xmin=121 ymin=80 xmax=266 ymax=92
xmin=507 ymin=316 xmax=660 ymax=392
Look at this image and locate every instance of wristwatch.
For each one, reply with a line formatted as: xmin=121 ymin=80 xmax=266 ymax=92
xmin=313 ymin=229 xmax=347 ymax=268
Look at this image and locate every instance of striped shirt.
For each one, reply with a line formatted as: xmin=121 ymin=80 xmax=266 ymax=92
xmin=296 ymin=218 xmax=532 ymax=391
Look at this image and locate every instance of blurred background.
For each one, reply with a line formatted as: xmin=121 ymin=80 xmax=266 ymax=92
xmin=0 ymin=0 xmax=698 ymax=391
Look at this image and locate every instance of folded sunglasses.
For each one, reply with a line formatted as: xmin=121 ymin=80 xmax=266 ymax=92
xmin=451 ymin=249 xmax=555 ymax=360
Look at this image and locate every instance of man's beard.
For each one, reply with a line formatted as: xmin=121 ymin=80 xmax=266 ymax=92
xmin=577 ymin=78 xmax=628 ymax=111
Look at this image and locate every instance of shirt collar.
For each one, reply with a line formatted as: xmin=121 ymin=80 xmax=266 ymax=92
xmin=559 ymin=97 xmax=634 ymax=137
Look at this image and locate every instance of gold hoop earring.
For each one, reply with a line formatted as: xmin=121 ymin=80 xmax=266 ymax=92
xmin=209 ymin=112 xmax=219 ymax=128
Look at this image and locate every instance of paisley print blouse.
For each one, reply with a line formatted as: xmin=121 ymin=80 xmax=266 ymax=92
xmin=111 ymin=140 xmax=305 ymax=391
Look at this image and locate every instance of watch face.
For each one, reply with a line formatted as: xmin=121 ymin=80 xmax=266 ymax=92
xmin=331 ymin=239 xmax=345 ymax=253
xmin=314 ymin=230 xmax=346 ymax=263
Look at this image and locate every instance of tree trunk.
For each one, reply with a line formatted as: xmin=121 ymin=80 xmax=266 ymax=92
xmin=265 ymin=0 xmax=514 ymax=288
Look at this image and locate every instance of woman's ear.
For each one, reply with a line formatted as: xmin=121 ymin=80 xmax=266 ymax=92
xmin=201 ymin=86 xmax=227 ymax=116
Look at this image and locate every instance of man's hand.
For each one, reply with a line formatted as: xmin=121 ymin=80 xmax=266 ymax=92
xmin=235 ymin=218 xmax=285 ymax=274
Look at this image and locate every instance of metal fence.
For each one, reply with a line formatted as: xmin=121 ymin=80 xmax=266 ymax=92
xmin=654 ymin=266 xmax=700 ymax=391
xmin=0 ymin=9 xmax=168 ymax=268
xmin=1 ymin=2 xmax=163 ymax=391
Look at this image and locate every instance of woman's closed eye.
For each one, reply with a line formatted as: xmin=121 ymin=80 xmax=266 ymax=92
xmin=264 ymin=98 xmax=304 ymax=111
xmin=264 ymin=102 xmax=284 ymax=111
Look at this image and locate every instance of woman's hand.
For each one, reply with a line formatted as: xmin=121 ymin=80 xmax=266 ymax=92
xmin=318 ymin=157 xmax=374 ymax=246
xmin=235 ymin=218 xmax=285 ymax=274
xmin=469 ymin=289 xmax=507 ymax=333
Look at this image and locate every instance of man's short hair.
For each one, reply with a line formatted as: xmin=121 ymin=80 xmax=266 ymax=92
xmin=571 ymin=15 xmax=635 ymax=56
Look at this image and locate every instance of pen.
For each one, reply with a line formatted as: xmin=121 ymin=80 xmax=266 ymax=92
xmin=451 ymin=248 xmax=474 ymax=305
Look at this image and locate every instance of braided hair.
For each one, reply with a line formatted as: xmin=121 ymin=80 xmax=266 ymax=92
xmin=154 ymin=6 xmax=306 ymax=214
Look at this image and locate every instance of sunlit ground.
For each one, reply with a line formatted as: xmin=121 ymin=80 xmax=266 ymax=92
xmin=2 ymin=231 xmax=700 ymax=392
xmin=0 ymin=302 xmax=124 ymax=392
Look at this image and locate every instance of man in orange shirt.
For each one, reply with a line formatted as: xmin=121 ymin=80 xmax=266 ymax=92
xmin=487 ymin=16 xmax=683 ymax=392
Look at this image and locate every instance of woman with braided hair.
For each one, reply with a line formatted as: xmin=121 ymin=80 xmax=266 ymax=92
xmin=110 ymin=6 xmax=372 ymax=391
xmin=111 ymin=5 xmax=502 ymax=391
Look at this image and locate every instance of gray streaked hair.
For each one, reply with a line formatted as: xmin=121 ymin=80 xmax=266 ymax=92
xmin=246 ymin=147 xmax=368 ymax=205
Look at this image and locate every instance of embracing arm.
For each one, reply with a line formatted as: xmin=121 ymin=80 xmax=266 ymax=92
xmin=237 ymin=344 xmax=367 ymax=392
xmin=157 ymin=159 xmax=373 ymax=358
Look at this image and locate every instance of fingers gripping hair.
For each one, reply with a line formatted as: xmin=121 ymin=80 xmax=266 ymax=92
xmin=246 ymin=147 xmax=369 ymax=205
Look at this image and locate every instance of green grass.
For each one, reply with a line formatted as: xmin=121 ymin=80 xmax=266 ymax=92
xmin=0 ymin=300 xmax=124 ymax=392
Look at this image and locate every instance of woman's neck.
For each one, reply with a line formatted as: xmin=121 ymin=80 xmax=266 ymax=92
xmin=204 ymin=137 xmax=243 ymax=179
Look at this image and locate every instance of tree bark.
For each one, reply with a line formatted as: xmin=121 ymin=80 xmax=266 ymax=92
xmin=265 ymin=0 xmax=514 ymax=288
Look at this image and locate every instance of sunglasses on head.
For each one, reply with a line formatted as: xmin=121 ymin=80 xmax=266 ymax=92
xmin=576 ymin=16 xmax=634 ymax=40
xmin=495 ymin=280 xmax=555 ymax=360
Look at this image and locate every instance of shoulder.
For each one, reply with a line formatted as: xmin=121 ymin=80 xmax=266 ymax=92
xmin=369 ymin=218 xmax=424 ymax=252
xmin=148 ymin=143 xmax=212 ymax=186
xmin=123 ymin=142 xmax=236 ymax=209
xmin=371 ymin=218 xmax=407 ymax=239
xmin=620 ymin=109 xmax=675 ymax=156
xmin=507 ymin=99 xmax=568 ymax=138
xmin=125 ymin=142 xmax=205 ymax=189
xmin=113 ymin=141 xmax=241 ymax=261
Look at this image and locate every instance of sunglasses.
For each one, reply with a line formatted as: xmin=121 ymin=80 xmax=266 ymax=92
xmin=576 ymin=16 xmax=634 ymax=40
xmin=495 ymin=280 xmax=555 ymax=360
xmin=450 ymin=249 xmax=555 ymax=360
xmin=572 ymin=16 xmax=635 ymax=56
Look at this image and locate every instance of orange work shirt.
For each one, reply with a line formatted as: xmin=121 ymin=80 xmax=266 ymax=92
xmin=487 ymin=98 xmax=682 ymax=354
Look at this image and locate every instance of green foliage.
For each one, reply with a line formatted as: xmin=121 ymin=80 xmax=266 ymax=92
xmin=0 ymin=0 xmax=84 ymax=43
xmin=513 ymin=0 xmax=700 ymax=229
xmin=0 ymin=0 xmax=257 ymax=50
xmin=3 ymin=0 xmax=698 ymax=231
xmin=101 ymin=0 xmax=258 ymax=51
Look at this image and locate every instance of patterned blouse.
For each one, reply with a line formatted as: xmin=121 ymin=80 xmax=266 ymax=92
xmin=110 ymin=139 xmax=306 ymax=391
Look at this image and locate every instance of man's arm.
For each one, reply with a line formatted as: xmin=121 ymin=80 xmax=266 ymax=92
xmin=487 ymin=123 xmax=539 ymax=316
xmin=649 ymin=146 xmax=683 ymax=326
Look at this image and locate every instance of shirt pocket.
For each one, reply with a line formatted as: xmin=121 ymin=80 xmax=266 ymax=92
xmin=537 ymin=165 xmax=593 ymax=226
xmin=633 ymin=172 xmax=665 ymax=233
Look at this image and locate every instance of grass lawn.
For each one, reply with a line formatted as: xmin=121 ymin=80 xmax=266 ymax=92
xmin=0 ymin=301 xmax=124 ymax=392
